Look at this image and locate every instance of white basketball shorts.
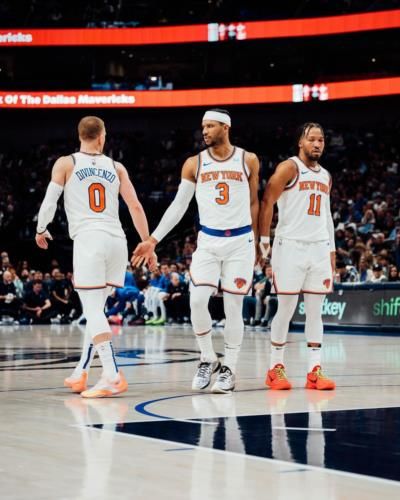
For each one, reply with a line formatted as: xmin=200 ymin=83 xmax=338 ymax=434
xmin=73 ymin=230 xmax=128 ymax=289
xmin=271 ymin=237 xmax=333 ymax=295
xmin=190 ymin=230 xmax=255 ymax=295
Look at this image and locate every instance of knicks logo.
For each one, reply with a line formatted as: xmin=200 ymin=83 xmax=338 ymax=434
xmin=323 ymin=279 xmax=331 ymax=289
xmin=234 ymin=278 xmax=247 ymax=289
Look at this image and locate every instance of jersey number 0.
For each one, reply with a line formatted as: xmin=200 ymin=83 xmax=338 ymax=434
xmin=88 ymin=183 xmax=106 ymax=213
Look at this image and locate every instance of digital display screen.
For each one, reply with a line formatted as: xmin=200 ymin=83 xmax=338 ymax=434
xmin=0 ymin=10 xmax=398 ymax=47
xmin=0 ymin=77 xmax=399 ymax=108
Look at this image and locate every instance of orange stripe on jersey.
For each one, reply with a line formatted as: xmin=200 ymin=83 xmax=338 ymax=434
xmin=207 ymin=146 xmax=236 ymax=163
xmin=195 ymin=152 xmax=202 ymax=181
xmin=284 ymin=159 xmax=299 ymax=191
xmin=241 ymin=149 xmax=249 ymax=180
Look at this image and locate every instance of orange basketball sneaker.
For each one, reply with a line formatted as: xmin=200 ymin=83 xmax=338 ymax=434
xmin=305 ymin=365 xmax=336 ymax=390
xmin=265 ymin=364 xmax=292 ymax=390
xmin=81 ymin=370 xmax=128 ymax=398
xmin=64 ymin=371 xmax=88 ymax=393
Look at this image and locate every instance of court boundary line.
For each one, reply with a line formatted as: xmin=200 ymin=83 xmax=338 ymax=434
xmin=83 ymin=424 xmax=400 ymax=488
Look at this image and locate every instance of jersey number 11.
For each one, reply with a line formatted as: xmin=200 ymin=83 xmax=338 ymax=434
xmin=307 ymin=193 xmax=321 ymax=216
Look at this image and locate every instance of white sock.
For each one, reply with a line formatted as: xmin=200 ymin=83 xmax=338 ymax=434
xmin=307 ymin=345 xmax=321 ymax=372
xmin=196 ymin=330 xmax=217 ymax=363
xmin=270 ymin=344 xmax=285 ymax=369
xmin=224 ymin=343 xmax=240 ymax=373
xmin=74 ymin=331 xmax=95 ymax=375
xmin=96 ymin=340 xmax=118 ymax=380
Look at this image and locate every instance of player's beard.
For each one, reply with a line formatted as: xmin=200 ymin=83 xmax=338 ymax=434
xmin=206 ymin=134 xmax=224 ymax=148
xmin=305 ymin=150 xmax=322 ymax=162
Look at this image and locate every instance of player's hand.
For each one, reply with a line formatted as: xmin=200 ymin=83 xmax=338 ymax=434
xmin=147 ymin=253 xmax=158 ymax=272
xmin=131 ymin=239 xmax=156 ymax=268
xmin=35 ymin=230 xmax=53 ymax=249
xmin=258 ymin=240 xmax=271 ymax=265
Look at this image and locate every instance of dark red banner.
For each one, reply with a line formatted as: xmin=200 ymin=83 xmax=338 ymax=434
xmin=0 ymin=10 xmax=399 ymax=47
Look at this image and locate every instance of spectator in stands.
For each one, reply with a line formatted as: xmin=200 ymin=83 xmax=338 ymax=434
xmin=21 ymin=279 xmax=53 ymax=324
xmin=9 ymin=267 xmax=24 ymax=298
xmin=144 ymin=268 xmax=167 ymax=325
xmin=106 ymin=284 xmax=144 ymax=323
xmin=358 ymin=257 xmax=373 ymax=282
xmin=1 ymin=253 xmax=11 ymax=273
xmin=388 ymin=265 xmax=399 ymax=282
xmin=258 ymin=265 xmax=278 ymax=328
xmin=0 ymin=270 xmax=20 ymax=321
xmin=148 ymin=263 xmax=171 ymax=325
xmin=370 ymin=264 xmax=388 ymax=283
xmin=394 ymin=230 xmax=400 ymax=269
xmin=335 ymin=260 xmax=359 ymax=283
xmin=165 ymin=272 xmax=189 ymax=323
xmin=50 ymin=270 xmax=74 ymax=323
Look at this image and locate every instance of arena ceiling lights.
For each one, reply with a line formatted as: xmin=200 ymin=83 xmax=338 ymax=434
xmin=1 ymin=76 xmax=399 ymax=108
xmin=0 ymin=9 xmax=399 ymax=46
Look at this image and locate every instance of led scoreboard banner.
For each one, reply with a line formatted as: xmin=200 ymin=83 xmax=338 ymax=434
xmin=0 ymin=9 xmax=399 ymax=46
xmin=1 ymin=77 xmax=399 ymax=108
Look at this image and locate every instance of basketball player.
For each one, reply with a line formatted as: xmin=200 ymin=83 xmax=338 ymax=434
xmin=132 ymin=109 xmax=259 ymax=393
xmin=259 ymin=123 xmax=335 ymax=390
xmin=35 ymin=116 xmax=154 ymax=398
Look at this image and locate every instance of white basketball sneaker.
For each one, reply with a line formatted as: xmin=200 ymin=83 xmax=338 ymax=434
xmin=211 ymin=365 xmax=236 ymax=393
xmin=192 ymin=360 xmax=221 ymax=390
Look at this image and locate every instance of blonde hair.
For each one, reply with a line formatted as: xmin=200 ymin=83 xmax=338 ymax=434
xmin=78 ymin=116 xmax=105 ymax=141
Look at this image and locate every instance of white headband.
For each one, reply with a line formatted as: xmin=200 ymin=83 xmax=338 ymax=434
xmin=203 ymin=110 xmax=231 ymax=127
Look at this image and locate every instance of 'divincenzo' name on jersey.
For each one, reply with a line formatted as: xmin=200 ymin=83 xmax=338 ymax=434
xmin=63 ymin=152 xmax=124 ymax=240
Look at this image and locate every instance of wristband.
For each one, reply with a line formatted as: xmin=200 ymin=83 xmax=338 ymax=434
xmin=260 ymin=236 xmax=270 ymax=245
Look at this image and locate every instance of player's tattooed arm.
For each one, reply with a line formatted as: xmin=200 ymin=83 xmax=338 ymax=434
xmin=258 ymin=159 xmax=297 ymax=259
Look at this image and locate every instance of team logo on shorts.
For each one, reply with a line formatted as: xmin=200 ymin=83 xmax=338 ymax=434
xmin=323 ymin=279 xmax=331 ymax=289
xmin=234 ymin=277 xmax=247 ymax=289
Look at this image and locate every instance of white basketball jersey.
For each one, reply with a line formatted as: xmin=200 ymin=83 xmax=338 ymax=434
xmin=63 ymin=152 xmax=124 ymax=239
xmin=275 ymin=156 xmax=332 ymax=241
xmin=195 ymin=147 xmax=251 ymax=230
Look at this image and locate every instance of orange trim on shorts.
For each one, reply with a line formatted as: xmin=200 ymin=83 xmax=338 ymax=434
xmin=106 ymin=282 xmax=124 ymax=288
xmin=189 ymin=271 xmax=218 ymax=289
xmin=74 ymin=285 xmax=107 ymax=290
xmin=272 ymin=272 xmax=300 ymax=295
xmin=221 ymin=285 xmax=252 ymax=296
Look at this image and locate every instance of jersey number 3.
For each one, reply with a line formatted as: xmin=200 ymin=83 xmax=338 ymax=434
xmin=88 ymin=183 xmax=106 ymax=213
xmin=307 ymin=193 xmax=321 ymax=216
xmin=215 ymin=182 xmax=229 ymax=205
